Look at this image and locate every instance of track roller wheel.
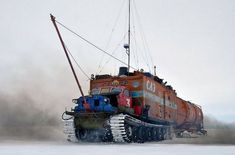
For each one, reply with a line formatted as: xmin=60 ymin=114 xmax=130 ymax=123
xmin=132 ymin=126 xmax=139 ymax=143
xmin=162 ymin=128 xmax=167 ymax=140
xmin=124 ymin=123 xmax=133 ymax=143
xmin=137 ymin=126 xmax=146 ymax=143
xmin=156 ymin=127 xmax=163 ymax=140
xmin=78 ymin=128 xmax=89 ymax=141
xmin=158 ymin=128 xmax=167 ymax=140
xmin=102 ymin=129 xmax=113 ymax=142
xmin=146 ymin=127 xmax=152 ymax=141
xmin=151 ymin=127 xmax=158 ymax=141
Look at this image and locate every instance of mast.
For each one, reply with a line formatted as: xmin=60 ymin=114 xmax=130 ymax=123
xmin=50 ymin=14 xmax=86 ymax=103
xmin=128 ymin=0 xmax=131 ymax=72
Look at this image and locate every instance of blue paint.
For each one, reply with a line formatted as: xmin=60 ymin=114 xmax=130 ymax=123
xmin=131 ymin=91 xmax=143 ymax=98
xmin=74 ymin=95 xmax=117 ymax=113
xmin=132 ymin=81 xmax=140 ymax=88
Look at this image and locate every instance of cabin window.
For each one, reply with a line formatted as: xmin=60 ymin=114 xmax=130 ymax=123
xmin=111 ymin=87 xmax=122 ymax=94
xmin=100 ymin=88 xmax=110 ymax=94
xmin=91 ymin=88 xmax=100 ymax=95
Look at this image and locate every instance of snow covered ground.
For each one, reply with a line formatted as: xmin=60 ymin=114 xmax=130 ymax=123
xmin=0 ymin=128 xmax=234 ymax=155
xmin=0 ymin=141 xmax=234 ymax=155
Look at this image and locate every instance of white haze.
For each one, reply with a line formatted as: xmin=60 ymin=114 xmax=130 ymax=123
xmin=0 ymin=0 xmax=235 ymax=143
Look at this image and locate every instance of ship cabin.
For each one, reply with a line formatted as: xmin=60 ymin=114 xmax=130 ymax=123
xmin=90 ymin=67 xmax=178 ymax=123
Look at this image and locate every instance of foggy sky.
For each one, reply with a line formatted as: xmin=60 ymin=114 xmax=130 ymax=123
xmin=0 ymin=0 xmax=235 ymax=123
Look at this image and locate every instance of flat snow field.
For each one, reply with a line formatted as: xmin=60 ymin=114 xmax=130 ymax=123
xmin=0 ymin=141 xmax=234 ymax=155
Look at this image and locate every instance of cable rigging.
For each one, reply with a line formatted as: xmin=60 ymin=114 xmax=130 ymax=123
xmin=53 ymin=0 xmax=154 ymax=77
xmin=133 ymin=1 xmax=154 ymax=73
xmin=65 ymin=45 xmax=90 ymax=80
xmin=97 ymin=0 xmax=126 ymax=73
xmin=55 ymin=20 xmax=137 ymax=71
xmin=130 ymin=2 xmax=140 ymax=70
xmin=98 ymin=33 xmax=128 ymax=74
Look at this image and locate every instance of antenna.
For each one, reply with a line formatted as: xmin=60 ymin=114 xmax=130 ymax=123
xmin=124 ymin=0 xmax=131 ymax=73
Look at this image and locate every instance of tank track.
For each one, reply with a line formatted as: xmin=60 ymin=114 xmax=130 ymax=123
xmin=110 ymin=113 xmax=172 ymax=143
xmin=63 ymin=119 xmax=78 ymax=142
xmin=63 ymin=113 xmax=172 ymax=143
xmin=110 ymin=114 xmax=128 ymax=142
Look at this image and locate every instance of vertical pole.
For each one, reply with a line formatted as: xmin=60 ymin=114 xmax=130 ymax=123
xmin=154 ymin=66 xmax=156 ymax=76
xmin=128 ymin=0 xmax=131 ymax=72
xmin=50 ymin=14 xmax=86 ymax=103
xmin=163 ymin=92 xmax=166 ymax=119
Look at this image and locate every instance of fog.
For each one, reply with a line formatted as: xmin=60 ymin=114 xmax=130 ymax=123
xmin=0 ymin=64 xmax=73 ymax=141
xmin=0 ymin=86 xmax=234 ymax=144
xmin=0 ymin=0 xmax=235 ymax=145
xmin=0 ymin=92 xmax=63 ymax=141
